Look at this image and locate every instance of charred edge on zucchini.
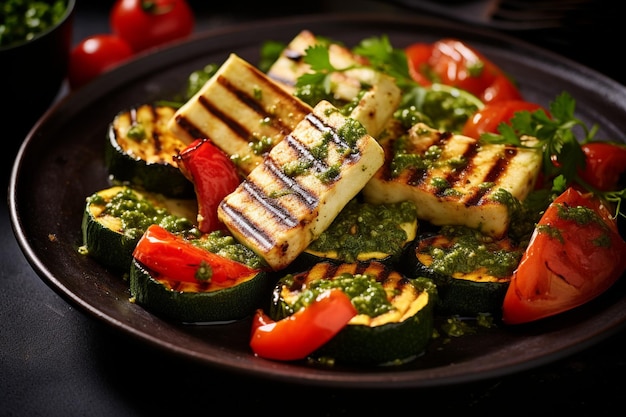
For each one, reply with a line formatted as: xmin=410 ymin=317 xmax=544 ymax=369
xmin=105 ymin=104 xmax=195 ymax=198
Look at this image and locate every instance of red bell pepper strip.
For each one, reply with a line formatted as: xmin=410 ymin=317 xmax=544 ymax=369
xmin=133 ymin=224 xmax=259 ymax=284
xmin=250 ymin=289 xmax=357 ymax=361
xmin=176 ymin=138 xmax=241 ymax=233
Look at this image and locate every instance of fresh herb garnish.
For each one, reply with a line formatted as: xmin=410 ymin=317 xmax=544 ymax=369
xmin=480 ymin=92 xmax=625 ymax=218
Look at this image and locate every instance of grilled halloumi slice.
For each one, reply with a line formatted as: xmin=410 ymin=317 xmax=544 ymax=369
xmin=218 ymin=100 xmax=385 ymax=270
xmin=168 ymin=53 xmax=313 ymax=175
xmin=267 ymin=30 xmax=401 ymax=138
xmin=362 ymin=123 xmax=542 ymax=238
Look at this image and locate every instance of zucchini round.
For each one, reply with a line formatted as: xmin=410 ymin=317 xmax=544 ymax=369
xmin=296 ymin=199 xmax=418 ymax=270
xmin=81 ymin=186 xmax=197 ymax=271
xmin=403 ymin=226 xmax=523 ymax=316
xmin=270 ymin=261 xmax=436 ymax=366
xmin=105 ymin=104 xmax=194 ymax=198
xmin=129 ymin=258 xmax=269 ymax=323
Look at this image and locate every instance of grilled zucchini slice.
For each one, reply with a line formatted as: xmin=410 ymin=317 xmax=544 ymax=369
xmin=129 ymin=232 xmax=269 ymax=323
xmin=81 ymin=186 xmax=197 ymax=271
xmin=403 ymin=225 xmax=523 ymax=316
xmin=270 ymin=261 xmax=436 ymax=366
xmin=105 ymin=104 xmax=194 ymax=198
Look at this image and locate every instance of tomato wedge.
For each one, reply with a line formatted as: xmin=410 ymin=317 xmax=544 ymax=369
xmin=461 ymin=100 xmax=544 ymax=139
xmin=250 ymin=289 xmax=357 ymax=361
xmin=405 ymin=38 xmax=522 ymax=104
xmin=176 ymin=138 xmax=241 ymax=233
xmin=502 ymin=187 xmax=626 ymax=324
xmin=133 ymin=224 xmax=259 ymax=284
xmin=577 ymin=141 xmax=626 ymax=191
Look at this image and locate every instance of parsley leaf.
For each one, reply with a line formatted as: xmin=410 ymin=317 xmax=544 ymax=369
xmin=352 ymin=35 xmax=412 ymax=88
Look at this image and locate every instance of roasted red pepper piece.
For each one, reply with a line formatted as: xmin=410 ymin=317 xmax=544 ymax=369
xmin=176 ymin=138 xmax=241 ymax=233
xmin=133 ymin=224 xmax=259 ymax=284
xmin=250 ymin=289 xmax=357 ymax=361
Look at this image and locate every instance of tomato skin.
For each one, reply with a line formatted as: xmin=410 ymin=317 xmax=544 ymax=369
xmin=481 ymin=74 xmax=523 ymax=103
xmin=68 ymin=34 xmax=134 ymax=89
xmin=502 ymin=187 xmax=626 ymax=325
xmin=110 ymin=0 xmax=195 ymax=53
xmin=250 ymin=289 xmax=357 ymax=361
xmin=577 ymin=142 xmax=626 ymax=191
xmin=132 ymin=224 xmax=259 ymax=284
xmin=176 ymin=138 xmax=241 ymax=233
xmin=461 ymin=100 xmax=543 ymax=139
xmin=405 ymin=42 xmax=434 ymax=87
xmin=405 ymin=38 xmax=522 ymax=104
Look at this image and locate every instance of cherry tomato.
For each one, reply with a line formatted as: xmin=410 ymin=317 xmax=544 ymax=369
xmin=502 ymin=187 xmax=626 ymax=324
xmin=577 ymin=142 xmax=626 ymax=191
xmin=461 ymin=100 xmax=544 ymax=139
xmin=250 ymin=289 xmax=357 ymax=361
xmin=405 ymin=42 xmax=434 ymax=87
xmin=68 ymin=34 xmax=134 ymax=90
xmin=176 ymin=138 xmax=241 ymax=233
xmin=110 ymin=0 xmax=195 ymax=53
xmin=405 ymin=38 xmax=523 ymax=104
xmin=133 ymin=224 xmax=260 ymax=284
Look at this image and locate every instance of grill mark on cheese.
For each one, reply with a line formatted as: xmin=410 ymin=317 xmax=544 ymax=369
xmin=172 ymin=115 xmax=204 ymax=141
xmin=305 ymin=112 xmax=352 ymax=150
xmin=218 ymin=203 xmax=276 ymax=251
xmin=265 ymin=144 xmax=319 ymax=207
xmin=379 ymin=130 xmax=526 ymax=207
xmin=241 ymin=180 xmax=299 ymax=227
xmin=463 ymin=146 xmax=519 ymax=206
xmin=172 ymin=66 xmax=311 ymax=145
xmin=283 ymin=133 xmax=329 ymax=175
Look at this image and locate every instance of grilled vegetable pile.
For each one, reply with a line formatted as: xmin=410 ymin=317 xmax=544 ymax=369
xmin=78 ymin=30 xmax=626 ymax=366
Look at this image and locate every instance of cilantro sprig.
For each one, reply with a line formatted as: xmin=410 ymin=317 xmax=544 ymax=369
xmin=481 ymin=92 xmax=625 ymax=219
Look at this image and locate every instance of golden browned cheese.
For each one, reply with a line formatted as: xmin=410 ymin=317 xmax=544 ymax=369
xmin=363 ymin=123 xmax=542 ymax=238
xmin=218 ymin=100 xmax=385 ymax=271
xmin=168 ymin=53 xmax=313 ymax=176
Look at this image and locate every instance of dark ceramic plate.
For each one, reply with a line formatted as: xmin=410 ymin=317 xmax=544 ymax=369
xmin=9 ymin=13 xmax=626 ymax=389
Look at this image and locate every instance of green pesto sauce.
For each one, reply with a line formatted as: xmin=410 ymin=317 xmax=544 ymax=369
xmin=249 ymin=134 xmax=274 ymax=156
xmin=89 ymin=188 xmax=193 ymax=240
xmin=127 ymin=123 xmax=146 ymax=141
xmin=542 ymin=203 xmax=611 ymax=248
xmin=395 ymin=85 xmax=481 ymax=133
xmin=556 ymin=203 xmax=608 ymax=229
xmin=308 ymin=199 xmax=417 ymax=262
xmin=281 ymin=117 xmax=364 ymax=184
xmin=0 ymin=0 xmax=67 ymax=48
xmin=390 ymin=136 xmax=451 ymax=177
xmin=429 ymin=225 xmax=523 ymax=278
xmin=190 ymin=230 xmax=267 ymax=269
xmin=291 ymin=273 xmax=393 ymax=317
xmin=337 ymin=117 xmax=367 ymax=147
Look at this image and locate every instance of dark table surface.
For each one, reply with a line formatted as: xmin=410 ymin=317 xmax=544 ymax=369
xmin=3 ymin=1 xmax=625 ymax=415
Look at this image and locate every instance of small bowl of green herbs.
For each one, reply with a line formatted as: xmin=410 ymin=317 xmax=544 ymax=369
xmin=1 ymin=0 xmax=75 ymax=149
